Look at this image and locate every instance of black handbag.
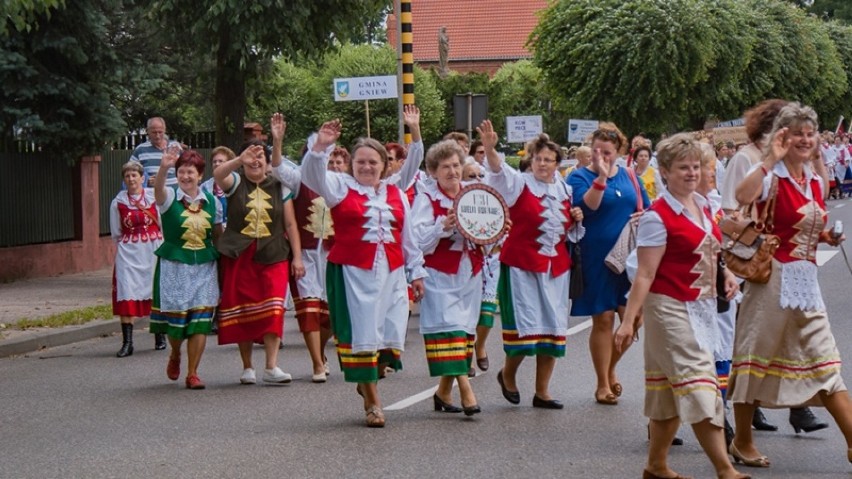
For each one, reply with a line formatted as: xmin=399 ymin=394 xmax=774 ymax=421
xmin=569 ymin=241 xmax=584 ymax=300
xmin=716 ymin=254 xmax=730 ymax=313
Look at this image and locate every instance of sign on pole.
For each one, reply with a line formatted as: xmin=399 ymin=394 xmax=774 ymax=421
xmin=333 ymin=75 xmax=398 ymax=102
xmin=567 ymin=119 xmax=599 ymax=144
xmin=506 ymin=116 xmax=543 ymax=143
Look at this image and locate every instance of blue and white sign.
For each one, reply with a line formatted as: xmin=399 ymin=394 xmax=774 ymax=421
xmin=506 ymin=115 xmax=543 ymax=143
xmin=567 ymin=119 xmax=599 ymax=144
xmin=333 ymin=75 xmax=398 ymax=102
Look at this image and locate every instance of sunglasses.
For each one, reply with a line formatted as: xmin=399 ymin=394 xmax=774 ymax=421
xmin=466 ymin=173 xmax=485 ymax=179
xmin=594 ymin=129 xmax=619 ymax=142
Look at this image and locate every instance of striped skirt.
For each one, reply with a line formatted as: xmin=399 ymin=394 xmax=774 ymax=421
xmin=327 ymin=262 xmax=404 ymax=383
xmin=643 ymin=293 xmax=724 ymax=427
xmin=150 ymin=258 xmax=218 ymax=339
xmin=497 ymin=264 xmax=567 ymax=358
xmin=478 ymin=301 xmax=498 ymax=328
xmin=729 ymin=262 xmax=846 ymax=408
xmin=217 ymin=241 xmax=288 ymax=345
xmin=424 ymin=332 xmax=474 ymax=376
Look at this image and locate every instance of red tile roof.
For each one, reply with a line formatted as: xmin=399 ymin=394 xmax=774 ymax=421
xmin=388 ymin=0 xmax=549 ymax=62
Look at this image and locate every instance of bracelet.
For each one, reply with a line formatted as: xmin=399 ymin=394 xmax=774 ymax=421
xmin=760 ymin=165 xmax=769 ymax=176
xmin=591 ymin=180 xmax=607 ymax=191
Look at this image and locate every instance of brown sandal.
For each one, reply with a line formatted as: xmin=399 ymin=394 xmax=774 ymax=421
xmin=595 ymin=390 xmax=618 ymax=405
xmin=365 ymin=405 xmax=385 ymax=428
xmin=611 ymin=382 xmax=623 ymax=397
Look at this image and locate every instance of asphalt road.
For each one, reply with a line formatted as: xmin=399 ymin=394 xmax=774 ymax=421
xmin=4 ymin=200 xmax=852 ymax=478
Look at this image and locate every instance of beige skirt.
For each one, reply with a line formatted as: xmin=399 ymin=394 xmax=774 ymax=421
xmin=728 ymin=260 xmax=846 ymax=408
xmin=644 ymin=293 xmax=724 ymax=427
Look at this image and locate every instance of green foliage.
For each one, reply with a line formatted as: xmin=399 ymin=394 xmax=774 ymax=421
xmin=2 ymin=0 xmax=65 ymax=36
xmin=808 ymin=0 xmax=852 ymax=23
xmin=820 ymin=21 xmax=852 ymax=123
xmin=0 ymin=0 xmax=169 ymax=161
xmin=531 ymin=0 xmax=850 ymax=137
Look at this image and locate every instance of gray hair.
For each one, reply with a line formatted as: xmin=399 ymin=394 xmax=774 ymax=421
xmin=121 ymin=160 xmax=144 ymax=177
xmin=765 ymin=102 xmax=819 ymax=156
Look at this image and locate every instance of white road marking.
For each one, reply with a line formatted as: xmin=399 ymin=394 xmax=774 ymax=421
xmin=384 ymin=318 xmax=594 ymax=411
xmin=817 ymin=250 xmax=839 ymax=266
xmin=835 ymin=203 xmax=845 ymax=209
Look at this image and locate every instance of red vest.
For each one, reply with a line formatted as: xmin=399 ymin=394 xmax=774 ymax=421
xmin=293 ymin=184 xmax=334 ymax=251
xmin=422 ymin=196 xmax=484 ymax=275
xmin=500 ymin=185 xmax=572 ymax=276
xmin=758 ymin=176 xmax=826 ymax=264
xmin=327 ymin=184 xmax=405 ymax=271
xmin=117 ymin=202 xmax=162 ymax=243
xmin=649 ymin=198 xmax=720 ymax=302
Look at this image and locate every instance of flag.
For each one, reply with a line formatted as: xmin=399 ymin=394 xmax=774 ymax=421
xmin=835 ymin=115 xmax=846 ymax=136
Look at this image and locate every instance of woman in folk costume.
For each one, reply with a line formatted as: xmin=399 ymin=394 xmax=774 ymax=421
xmin=110 ymin=160 xmax=164 ymax=358
xmin=479 ymin=121 xmax=584 ymax=409
xmin=411 ymin=140 xmax=484 ymax=417
xmin=214 ymin=140 xmax=305 ymax=386
xmin=150 ymin=150 xmax=223 ymax=389
xmin=301 ymin=108 xmax=427 ymax=428
xmin=728 ymin=103 xmax=852 ymax=470
xmin=615 ymin=134 xmax=747 ymax=479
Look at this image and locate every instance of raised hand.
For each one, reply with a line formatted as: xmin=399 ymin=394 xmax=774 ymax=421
xmin=313 ymin=119 xmax=342 ymax=152
xmin=402 ymin=105 xmax=420 ymax=127
xmin=765 ymin=127 xmax=789 ymax=166
xmin=476 ymin=120 xmax=498 ymax=151
xmin=591 ymin=148 xmax=613 ymax=179
xmin=240 ymin=144 xmax=266 ymax=167
xmin=161 ymin=145 xmax=180 ymax=169
xmin=270 ymin=113 xmax=287 ymax=142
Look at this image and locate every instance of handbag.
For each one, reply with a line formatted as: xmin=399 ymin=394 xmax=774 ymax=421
xmin=604 ymin=168 xmax=644 ymax=274
xmin=568 ymin=241 xmax=584 ymax=299
xmin=718 ymin=175 xmax=780 ymax=284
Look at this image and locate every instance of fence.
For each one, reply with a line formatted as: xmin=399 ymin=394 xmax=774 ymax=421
xmin=0 ymin=151 xmax=76 ymax=247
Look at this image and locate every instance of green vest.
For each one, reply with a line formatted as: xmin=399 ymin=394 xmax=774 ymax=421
xmin=155 ymin=188 xmax=219 ymax=265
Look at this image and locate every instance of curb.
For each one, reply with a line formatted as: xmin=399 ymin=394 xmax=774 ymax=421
xmin=0 ymin=318 xmax=149 ymax=358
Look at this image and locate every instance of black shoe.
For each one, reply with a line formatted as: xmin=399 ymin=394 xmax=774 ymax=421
xmin=724 ymin=416 xmax=735 ymax=448
xmin=789 ymin=407 xmax=829 ymax=434
xmin=154 ymin=333 xmax=167 ymax=350
xmin=433 ymin=394 xmax=463 ymax=413
xmin=116 ymin=323 xmax=134 ymax=358
xmin=497 ymin=369 xmax=520 ymax=405
xmin=752 ymin=407 xmax=778 ymax=431
xmin=468 ymin=367 xmax=476 ymax=378
xmin=532 ymin=395 xmax=564 ymax=409
xmin=463 ymin=404 xmax=481 ymax=416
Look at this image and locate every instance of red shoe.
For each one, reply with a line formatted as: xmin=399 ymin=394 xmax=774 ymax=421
xmin=185 ymin=374 xmax=205 ymax=390
xmin=166 ymin=355 xmax=180 ymax=381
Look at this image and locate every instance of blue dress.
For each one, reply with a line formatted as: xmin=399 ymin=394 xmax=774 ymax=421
xmin=568 ymin=166 xmax=650 ymax=316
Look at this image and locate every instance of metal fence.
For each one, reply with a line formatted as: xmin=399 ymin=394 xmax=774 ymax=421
xmin=0 ymin=151 xmax=75 ymax=247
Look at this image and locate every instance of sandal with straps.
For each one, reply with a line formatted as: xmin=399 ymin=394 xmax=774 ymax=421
xmin=365 ymin=405 xmax=385 ymax=428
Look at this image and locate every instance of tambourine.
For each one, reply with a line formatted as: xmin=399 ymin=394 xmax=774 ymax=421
xmin=452 ymin=183 xmax=510 ymax=245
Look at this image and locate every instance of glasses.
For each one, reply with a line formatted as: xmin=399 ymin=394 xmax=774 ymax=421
xmin=532 ymin=156 xmax=558 ymax=164
xmin=466 ymin=173 xmax=485 ymax=179
xmin=475 ymin=150 xmax=485 ymax=155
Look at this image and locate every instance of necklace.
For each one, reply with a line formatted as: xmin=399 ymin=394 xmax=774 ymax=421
xmin=791 ymin=175 xmax=807 ymax=188
xmin=127 ymin=191 xmax=148 ymax=210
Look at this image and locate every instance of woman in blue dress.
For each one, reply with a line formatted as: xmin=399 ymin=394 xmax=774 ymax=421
xmin=568 ymin=123 xmax=650 ymax=405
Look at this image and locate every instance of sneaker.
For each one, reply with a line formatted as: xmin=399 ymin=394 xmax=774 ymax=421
xmin=263 ymin=367 xmax=292 ymax=384
xmin=185 ymin=374 xmax=206 ymax=390
xmin=240 ymin=368 xmax=256 ymax=385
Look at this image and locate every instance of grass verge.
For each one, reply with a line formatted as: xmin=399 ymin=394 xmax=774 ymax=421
xmin=11 ymin=305 xmax=115 ymax=330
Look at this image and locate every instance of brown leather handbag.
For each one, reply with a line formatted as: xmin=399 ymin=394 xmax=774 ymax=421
xmin=718 ymin=176 xmax=780 ymax=284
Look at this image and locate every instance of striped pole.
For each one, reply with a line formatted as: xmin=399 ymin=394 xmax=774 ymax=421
xmin=400 ymin=0 xmax=414 ymax=144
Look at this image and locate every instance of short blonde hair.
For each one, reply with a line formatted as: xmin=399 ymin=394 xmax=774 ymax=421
xmin=211 ymin=146 xmax=236 ymax=161
xmin=425 ymin=140 xmax=466 ymax=173
xmin=655 ymin=133 xmax=703 ymax=171
xmin=575 ymin=146 xmax=592 ymax=161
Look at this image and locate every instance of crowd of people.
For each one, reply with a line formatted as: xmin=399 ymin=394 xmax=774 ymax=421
xmin=108 ymin=98 xmax=852 ymax=476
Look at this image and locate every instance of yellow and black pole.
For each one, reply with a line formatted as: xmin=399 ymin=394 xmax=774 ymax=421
xmin=395 ymin=0 xmax=415 ymax=144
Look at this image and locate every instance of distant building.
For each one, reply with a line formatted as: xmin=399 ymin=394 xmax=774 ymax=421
xmin=387 ymin=0 xmax=549 ymax=76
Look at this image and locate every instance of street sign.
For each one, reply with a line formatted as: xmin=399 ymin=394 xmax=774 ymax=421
xmin=333 ymin=75 xmax=398 ymax=102
xmin=567 ymin=119 xmax=599 ymax=144
xmin=506 ymin=115 xmax=543 ymax=143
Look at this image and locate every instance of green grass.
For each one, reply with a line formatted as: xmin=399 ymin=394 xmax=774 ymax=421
xmin=12 ymin=305 xmax=115 ymax=330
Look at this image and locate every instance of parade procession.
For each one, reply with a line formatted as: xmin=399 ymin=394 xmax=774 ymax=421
xmin=5 ymin=1 xmax=852 ymax=478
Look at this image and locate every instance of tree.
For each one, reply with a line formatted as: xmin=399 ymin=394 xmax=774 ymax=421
xmin=2 ymin=0 xmax=65 ymax=36
xmin=150 ymin=0 xmax=390 ymax=151
xmin=531 ymin=0 xmax=849 ymax=136
xmin=0 ymin=0 xmax=169 ymax=160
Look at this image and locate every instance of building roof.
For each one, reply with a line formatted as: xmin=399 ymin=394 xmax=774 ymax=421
xmin=387 ymin=0 xmax=549 ymax=62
